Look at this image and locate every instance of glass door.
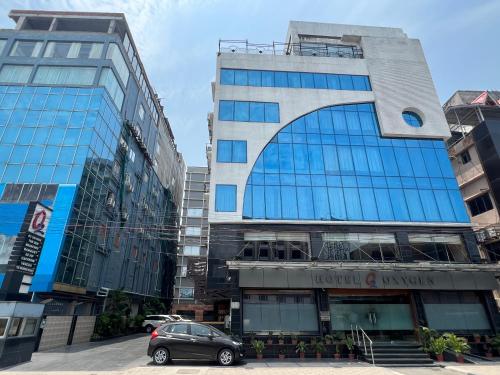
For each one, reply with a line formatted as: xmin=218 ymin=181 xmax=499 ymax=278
xmin=329 ymin=294 xmax=415 ymax=341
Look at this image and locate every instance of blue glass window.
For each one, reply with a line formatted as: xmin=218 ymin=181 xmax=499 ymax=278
xmin=217 ymin=140 xmax=247 ymax=163
xmin=216 ymin=184 xmax=237 ymax=212
xmin=220 ymin=68 xmax=371 ymax=92
xmin=402 ymin=111 xmax=423 ymax=127
xmin=242 ymin=102 xmax=468 ymax=223
xmin=218 ymin=100 xmax=279 ymax=123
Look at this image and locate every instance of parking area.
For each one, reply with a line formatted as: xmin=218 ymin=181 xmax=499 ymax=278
xmin=3 ymin=334 xmax=500 ymax=375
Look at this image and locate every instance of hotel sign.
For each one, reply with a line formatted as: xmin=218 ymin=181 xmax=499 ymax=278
xmin=238 ymin=268 xmax=499 ymax=291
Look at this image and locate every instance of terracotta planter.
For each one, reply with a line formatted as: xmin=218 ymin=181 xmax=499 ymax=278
xmin=316 ymin=352 xmax=322 ymax=359
xmin=299 ymin=352 xmax=305 ymax=360
xmin=267 ymin=339 xmax=273 ymax=345
xmin=334 ymin=353 xmax=341 ymax=360
xmin=348 ymin=353 xmax=355 ymax=360
xmin=456 ymin=354 xmax=464 ymax=363
xmin=278 ymin=354 xmax=285 ymax=360
xmin=436 ymin=354 xmax=444 ymax=362
xmin=291 ymin=339 xmax=298 ymax=345
xmin=278 ymin=340 xmax=284 ymax=345
xmin=256 ymin=353 xmax=263 ymax=360
xmin=474 ymin=336 xmax=481 ymax=344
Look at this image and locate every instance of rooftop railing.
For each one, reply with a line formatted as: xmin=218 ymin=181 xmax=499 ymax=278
xmin=218 ymin=40 xmax=363 ymax=59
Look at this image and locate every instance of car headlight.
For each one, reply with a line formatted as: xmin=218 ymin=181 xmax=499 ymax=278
xmin=232 ymin=341 xmax=242 ymax=346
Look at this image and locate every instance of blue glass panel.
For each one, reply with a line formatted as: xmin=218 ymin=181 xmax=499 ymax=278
xmin=243 ymin=186 xmax=252 ymax=218
xmin=307 ymin=134 xmax=321 ymax=144
xmin=305 ymin=111 xmax=319 ymax=133
xmin=308 ymin=145 xmax=324 ymax=174
xmin=281 ymin=186 xmax=298 ymax=219
xmin=261 ymin=71 xmax=274 ymax=87
xmin=11 ymin=145 xmax=28 ymax=163
xmin=220 ymin=69 xmax=235 ymax=85
xmin=234 ymin=101 xmax=249 ymax=122
xmin=293 ymin=144 xmax=309 ymax=174
xmin=357 ymin=176 xmax=371 ymax=187
xmin=435 ymin=148 xmax=455 ymax=178
xmin=416 ymin=177 xmax=431 ymax=189
xmin=248 ymin=70 xmax=262 ymax=86
xmin=264 ymin=103 xmax=279 ymax=123
xmin=218 ymin=100 xmax=234 ymax=121
xmin=297 ymin=186 xmax=314 ymax=219
xmin=387 ymin=177 xmax=401 ymax=188
xmin=421 ymin=148 xmax=442 ymax=178
xmin=351 ymin=146 xmax=369 ymax=175
xmin=278 ymin=143 xmax=294 ymax=173
xmin=374 ymin=188 xmax=394 ymax=220
xmin=326 ymin=74 xmax=340 ymax=90
xmin=339 ymin=75 xmax=354 ymax=90
xmin=296 ymin=174 xmax=311 ymax=186
xmin=409 ymin=147 xmax=428 ymax=177
xmin=300 ymin=73 xmax=315 ymax=88
xmin=344 ymin=188 xmax=362 ymax=220
xmin=359 ymin=112 xmax=377 ymax=135
xmin=274 ymin=72 xmax=287 ymax=87
xmin=404 ymin=189 xmax=425 ymax=221
xmin=264 ymin=143 xmax=279 ymax=173
xmin=249 ymin=102 xmax=265 ymax=122
xmin=372 ymin=176 xmax=387 ymax=188
xmin=328 ymin=187 xmax=346 ymax=220
xmin=342 ymin=176 xmax=357 ymax=187
xmin=352 ymin=75 xmax=368 ymax=91
xmin=395 ymin=147 xmax=413 ymax=177
xmin=217 ymin=140 xmax=232 ymax=162
xmin=265 ymin=185 xmax=281 ymax=218
xmin=3 ymin=164 xmax=21 ymax=181
xmin=448 ymin=190 xmax=470 ymax=222
xmin=232 ymin=140 xmax=247 ymax=163
xmin=338 ymin=146 xmax=354 ymax=174
xmin=287 ymin=72 xmax=301 ymax=88
xmin=312 ymin=186 xmax=329 ymax=219
xmin=359 ymin=188 xmax=378 ymax=220
xmin=291 ymin=118 xmax=306 ymax=133
xmin=434 ymin=189 xmax=456 ymax=222
xmin=53 ymin=165 xmax=70 ymax=183
xmin=332 ymin=110 xmax=347 ymax=134
xmin=35 ymin=165 xmax=54 ymax=182
xmin=215 ymin=184 xmax=237 ymax=212
xmin=365 ymin=147 xmax=384 ymax=176
xmin=25 ymin=145 xmax=43 ymax=163
xmin=234 ymin=70 xmax=248 ymax=86
xmin=313 ymin=73 xmax=327 ymax=89
xmin=323 ymin=145 xmax=339 ymax=174
xmin=419 ymin=190 xmax=441 ymax=221
xmin=318 ymin=109 xmax=333 ymax=134
xmin=345 ymin=111 xmax=361 ymax=135
xmin=390 ymin=189 xmax=410 ymax=221
xmin=42 ymin=146 xmax=59 ymax=163
xmin=265 ymin=173 xmax=279 ymax=185
xmin=280 ymin=174 xmax=295 ymax=185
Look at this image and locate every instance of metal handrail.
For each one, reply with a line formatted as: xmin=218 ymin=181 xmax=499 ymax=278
xmin=352 ymin=324 xmax=375 ymax=365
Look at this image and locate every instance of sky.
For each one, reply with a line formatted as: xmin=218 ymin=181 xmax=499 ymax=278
xmin=1 ymin=0 xmax=499 ymax=166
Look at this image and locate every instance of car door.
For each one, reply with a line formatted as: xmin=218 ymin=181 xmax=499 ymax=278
xmin=188 ymin=324 xmax=221 ymax=359
xmin=166 ymin=323 xmax=195 ymax=359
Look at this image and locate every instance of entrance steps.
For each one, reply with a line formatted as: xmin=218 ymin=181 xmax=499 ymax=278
xmin=359 ymin=341 xmax=436 ymax=366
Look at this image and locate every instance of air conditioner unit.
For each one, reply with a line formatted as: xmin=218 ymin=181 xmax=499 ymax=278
xmin=96 ymin=287 xmax=110 ymax=297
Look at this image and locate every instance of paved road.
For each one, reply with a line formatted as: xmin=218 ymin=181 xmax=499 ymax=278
xmin=4 ymin=334 xmax=500 ymax=375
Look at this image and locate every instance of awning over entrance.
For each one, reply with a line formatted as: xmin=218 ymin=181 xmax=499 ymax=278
xmin=237 ymin=266 xmax=498 ymax=290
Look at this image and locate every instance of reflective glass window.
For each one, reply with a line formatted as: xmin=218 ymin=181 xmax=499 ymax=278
xmin=0 ymin=65 xmax=32 ymax=84
xmin=215 ymin=184 xmax=237 ymax=212
xmin=10 ymin=40 xmax=43 ymax=57
xmin=33 ymin=66 xmax=96 ymax=86
xmin=242 ymin=102 xmax=468 ymax=223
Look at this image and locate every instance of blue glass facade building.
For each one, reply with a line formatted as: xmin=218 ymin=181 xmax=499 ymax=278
xmin=0 ymin=11 xmax=185 ymax=315
xmin=208 ymin=23 xmax=500 ymax=343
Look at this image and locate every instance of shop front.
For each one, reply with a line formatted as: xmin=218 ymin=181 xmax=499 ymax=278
xmin=235 ymin=264 xmax=499 ymax=339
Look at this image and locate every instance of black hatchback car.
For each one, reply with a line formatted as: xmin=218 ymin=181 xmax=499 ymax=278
xmin=147 ymin=322 xmax=243 ymax=366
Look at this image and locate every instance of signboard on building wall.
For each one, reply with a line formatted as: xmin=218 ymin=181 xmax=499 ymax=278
xmin=0 ymin=202 xmax=53 ymax=298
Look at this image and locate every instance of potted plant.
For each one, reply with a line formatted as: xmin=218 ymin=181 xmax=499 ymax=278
xmin=491 ymin=335 xmax=500 ymax=356
xmin=344 ymin=335 xmax=355 ymax=360
xmin=444 ymin=333 xmax=470 ymax=363
xmin=296 ymin=341 xmax=307 ymax=360
xmin=291 ymin=334 xmax=298 ymax=345
xmin=278 ymin=348 xmax=286 ymax=360
xmin=473 ymin=333 xmax=481 ymax=344
xmin=310 ymin=336 xmax=317 ymax=345
xmin=278 ymin=332 xmax=285 ymax=345
xmin=324 ymin=334 xmax=333 ymax=345
xmin=267 ymin=332 xmax=273 ymax=345
xmin=429 ymin=336 xmax=447 ymax=362
xmin=334 ymin=340 xmax=342 ymax=360
xmin=313 ymin=340 xmax=326 ymax=359
xmin=419 ymin=326 xmax=438 ymax=353
xmin=252 ymin=340 xmax=265 ymax=360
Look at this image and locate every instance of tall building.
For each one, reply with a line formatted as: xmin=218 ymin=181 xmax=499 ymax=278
xmin=444 ymin=90 xmax=500 ymax=305
xmin=172 ymin=166 xmax=215 ymax=322
xmin=207 ymin=21 xmax=500 ymax=343
xmin=0 ymin=10 xmax=185 ymax=316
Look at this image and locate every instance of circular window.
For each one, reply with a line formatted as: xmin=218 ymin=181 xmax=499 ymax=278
xmin=402 ymin=111 xmax=423 ymax=127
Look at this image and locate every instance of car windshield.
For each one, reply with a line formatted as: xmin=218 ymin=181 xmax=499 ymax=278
xmin=209 ymin=326 xmax=226 ymax=337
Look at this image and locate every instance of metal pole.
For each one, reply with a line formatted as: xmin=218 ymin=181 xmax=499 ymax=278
xmin=370 ymin=342 xmax=374 ymax=365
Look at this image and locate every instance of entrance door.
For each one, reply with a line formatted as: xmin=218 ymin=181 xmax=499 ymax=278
xmin=329 ymin=294 xmax=415 ymax=341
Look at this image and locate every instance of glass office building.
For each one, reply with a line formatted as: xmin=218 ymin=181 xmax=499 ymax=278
xmin=207 ymin=22 xmax=500 ymax=343
xmin=0 ymin=11 xmax=185 ymax=316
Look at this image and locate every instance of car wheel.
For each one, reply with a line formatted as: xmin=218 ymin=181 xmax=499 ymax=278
xmin=152 ymin=347 xmax=169 ymax=365
xmin=218 ymin=348 xmax=234 ymax=366
xmin=145 ymin=325 xmax=153 ymax=333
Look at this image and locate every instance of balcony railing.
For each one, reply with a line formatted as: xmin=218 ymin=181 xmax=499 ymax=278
xmin=218 ymin=40 xmax=363 ymax=59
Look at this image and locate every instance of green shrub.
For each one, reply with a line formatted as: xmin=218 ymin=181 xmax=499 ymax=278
xmin=429 ymin=336 xmax=447 ymax=355
xmin=252 ymin=340 xmax=265 ymax=354
xmin=444 ymin=333 xmax=470 ymax=354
